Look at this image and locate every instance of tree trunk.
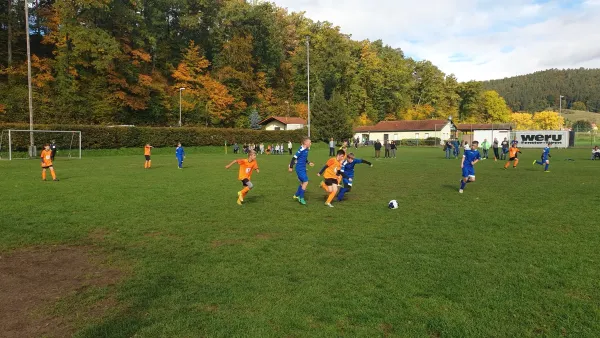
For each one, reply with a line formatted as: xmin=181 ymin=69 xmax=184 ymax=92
xmin=7 ymin=0 xmax=12 ymax=66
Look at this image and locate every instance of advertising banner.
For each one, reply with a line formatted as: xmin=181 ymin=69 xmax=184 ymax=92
xmin=514 ymin=130 xmax=569 ymax=148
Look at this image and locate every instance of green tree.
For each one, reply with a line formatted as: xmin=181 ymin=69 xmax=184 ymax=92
xmin=571 ymin=101 xmax=587 ymax=111
xmin=480 ymin=90 xmax=511 ymax=122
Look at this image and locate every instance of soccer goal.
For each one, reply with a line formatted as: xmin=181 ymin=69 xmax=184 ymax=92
xmin=0 ymin=129 xmax=82 ymax=160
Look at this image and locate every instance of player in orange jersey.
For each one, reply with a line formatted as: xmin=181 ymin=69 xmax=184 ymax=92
xmin=225 ymin=150 xmax=260 ymax=205
xmin=504 ymin=143 xmax=522 ymax=169
xmin=317 ymin=149 xmax=347 ymax=207
xmin=40 ymin=144 xmax=59 ymax=181
xmin=144 ymin=144 xmax=153 ymax=169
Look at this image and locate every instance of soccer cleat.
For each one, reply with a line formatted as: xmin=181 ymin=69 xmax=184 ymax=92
xmin=53 ymin=179 xmax=59 ymax=181
xmin=544 ymin=171 xmax=550 ymax=173
xmin=533 ymin=160 xmax=536 ymax=165
xmin=236 ymin=198 xmax=242 ymax=205
xmin=325 ymin=203 xmax=334 ymax=208
xmin=237 ymin=191 xmax=244 ymax=202
xmin=298 ymin=197 xmax=307 ymax=205
xmin=292 ymin=195 xmax=299 ymax=200
xmin=459 ymin=189 xmax=463 ymax=194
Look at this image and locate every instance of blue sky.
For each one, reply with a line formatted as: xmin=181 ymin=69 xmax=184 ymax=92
xmin=271 ymin=0 xmax=600 ymax=81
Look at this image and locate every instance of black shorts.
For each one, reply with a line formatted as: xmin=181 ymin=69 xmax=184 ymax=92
xmin=509 ymin=157 xmax=518 ymax=161
xmin=241 ymin=178 xmax=250 ymax=186
xmin=42 ymin=165 xmax=53 ymax=169
xmin=324 ymin=178 xmax=338 ymax=186
xmin=145 ymin=155 xmax=151 ymax=161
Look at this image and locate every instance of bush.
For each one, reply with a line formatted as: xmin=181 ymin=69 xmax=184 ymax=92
xmin=0 ymin=124 xmax=306 ymax=150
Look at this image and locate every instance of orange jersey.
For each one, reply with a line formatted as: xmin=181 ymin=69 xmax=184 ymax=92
xmin=236 ymin=159 xmax=258 ymax=180
xmin=144 ymin=145 xmax=152 ymax=156
xmin=40 ymin=149 xmax=53 ymax=167
xmin=509 ymin=147 xmax=520 ymax=158
xmin=323 ymin=158 xmax=341 ymax=179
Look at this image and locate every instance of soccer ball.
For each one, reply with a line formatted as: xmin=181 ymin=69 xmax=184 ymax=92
xmin=388 ymin=200 xmax=399 ymax=209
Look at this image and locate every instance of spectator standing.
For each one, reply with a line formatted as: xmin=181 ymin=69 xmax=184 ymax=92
xmin=501 ymin=138 xmax=509 ymax=160
xmin=452 ymin=138 xmax=460 ymax=158
xmin=288 ymin=140 xmax=293 ymax=155
xmin=384 ymin=140 xmax=391 ymax=158
xmin=492 ymin=138 xmax=499 ymax=161
xmin=374 ymin=140 xmax=382 ymax=158
xmin=329 ymin=138 xmax=335 ymax=156
xmin=390 ymin=140 xmax=397 ymax=158
xmin=481 ymin=138 xmax=490 ymax=159
xmin=444 ymin=139 xmax=453 ymax=159
xmin=233 ymin=142 xmax=239 ymax=154
xmin=50 ymin=140 xmax=58 ymax=161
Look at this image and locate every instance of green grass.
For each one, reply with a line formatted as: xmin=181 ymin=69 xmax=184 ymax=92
xmin=1 ymin=146 xmax=600 ymax=337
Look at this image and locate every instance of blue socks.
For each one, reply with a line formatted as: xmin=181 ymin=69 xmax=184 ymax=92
xmin=337 ymin=188 xmax=347 ymax=201
xmin=545 ymin=164 xmax=549 ymax=171
xmin=535 ymin=160 xmax=543 ymax=165
xmin=460 ymin=180 xmax=466 ymax=189
xmin=295 ymin=185 xmax=303 ymax=197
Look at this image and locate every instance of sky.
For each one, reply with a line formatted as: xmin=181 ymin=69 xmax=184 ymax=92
xmin=270 ymin=0 xmax=600 ymax=81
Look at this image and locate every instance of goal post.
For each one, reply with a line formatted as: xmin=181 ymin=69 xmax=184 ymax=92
xmin=0 ymin=129 xmax=82 ymax=160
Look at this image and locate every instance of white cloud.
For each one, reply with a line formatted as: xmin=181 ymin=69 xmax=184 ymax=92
xmin=270 ymin=0 xmax=600 ymax=81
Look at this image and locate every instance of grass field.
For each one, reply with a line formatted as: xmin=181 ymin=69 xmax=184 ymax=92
xmin=1 ymin=145 xmax=599 ymax=337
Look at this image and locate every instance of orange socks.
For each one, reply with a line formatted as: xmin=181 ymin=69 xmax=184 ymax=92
xmin=513 ymin=159 xmax=519 ymax=168
xmin=50 ymin=169 xmax=56 ymax=180
xmin=326 ymin=190 xmax=336 ymax=204
xmin=42 ymin=170 xmax=46 ymax=180
xmin=148 ymin=160 xmax=151 ymax=168
xmin=144 ymin=162 xmax=148 ymax=168
xmin=504 ymin=162 xmax=510 ymax=169
xmin=241 ymin=186 xmax=250 ymax=197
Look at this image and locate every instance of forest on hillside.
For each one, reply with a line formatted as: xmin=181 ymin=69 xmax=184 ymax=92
xmin=0 ymin=0 xmax=544 ymax=139
xmin=483 ymin=68 xmax=600 ymax=113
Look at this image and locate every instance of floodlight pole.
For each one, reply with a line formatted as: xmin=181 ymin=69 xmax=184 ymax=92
xmin=25 ymin=0 xmax=34 ymax=156
xmin=559 ymin=95 xmax=565 ymax=129
xmin=179 ymin=87 xmax=185 ymax=127
xmin=306 ymin=36 xmax=310 ymax=138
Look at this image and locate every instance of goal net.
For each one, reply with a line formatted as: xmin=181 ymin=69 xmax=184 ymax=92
xmin=0 ymin=129 xmax=82 ymax=160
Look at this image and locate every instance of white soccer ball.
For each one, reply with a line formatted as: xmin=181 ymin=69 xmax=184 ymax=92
xmin=388 ymin=200 xmax=399 ymax=209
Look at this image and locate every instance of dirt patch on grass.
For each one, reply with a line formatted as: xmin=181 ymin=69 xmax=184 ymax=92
xmin=0 ymin=245 xmax=124 ymax=338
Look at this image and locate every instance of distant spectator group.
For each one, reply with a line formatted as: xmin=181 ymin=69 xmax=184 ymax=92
xmin=232 ymin=141 xmax=293 ymax=155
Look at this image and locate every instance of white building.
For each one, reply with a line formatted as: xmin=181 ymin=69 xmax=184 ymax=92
xmin=259 ymin=116 xmax=306 ymax=131
xmin=354 ymin=119 xmax=454 ymax=143
xmin=456 ymin=123 xmax=512 ymax=144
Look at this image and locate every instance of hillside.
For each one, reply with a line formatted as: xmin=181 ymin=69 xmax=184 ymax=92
xmin=482 ymin=68 xmax=600 ymax=113
xmin=561 ymin=109 xmax=600 ymax=124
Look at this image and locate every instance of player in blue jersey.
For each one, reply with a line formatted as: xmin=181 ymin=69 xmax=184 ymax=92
xmin=288 ymin=137 xmax=315 ymax=205
xmin=175 ymin=142 xmax=185 ymax=169
xmin=337 ymin=153 xmax=372 ymax=201
xmin=459 ymin=141 xmax=481 ymax=194
xmin=533 ymin=142 xmax=551 ymax=172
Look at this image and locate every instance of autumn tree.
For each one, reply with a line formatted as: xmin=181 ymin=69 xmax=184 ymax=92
xmin=532 ymin=111 xmax=564 ymax=130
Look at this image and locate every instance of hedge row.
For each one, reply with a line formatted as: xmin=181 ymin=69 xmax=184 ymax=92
xmin=0 ymin=124 xmax=307 ymax=150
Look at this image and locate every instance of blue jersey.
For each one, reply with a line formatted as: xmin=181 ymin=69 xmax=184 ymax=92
xmin=176 ymin=146 xmax=185 ymax=158
xmin=291 ymin=146 xmax=310 ymax=172
xmin=340 ymin=159 xmax=364 ymax=178
xmin=542 ymin=147 xmax=550 ymax=159
xmin=463 ymin=149 xmax=481 ymax=167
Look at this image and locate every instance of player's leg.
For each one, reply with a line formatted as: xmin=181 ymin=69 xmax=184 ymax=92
xmin=42 ymin=168 xmax=47 ymax=181
xmin=337 ymin=178 xmax=351 ymax=201
xmin=325 ymin=182 xmax=337 ymax=206
xmin=544 ymin=159 xmax=550 ymax=172
xmin=49 ymin=166 xmax=57 ymax=180
xmin=319 ymin=180 xmax=329 ymax=192
xmin=504 ymin=159 xmax=510 ymax=169
xmin=513 ymin=158 xmax=519 ymax=168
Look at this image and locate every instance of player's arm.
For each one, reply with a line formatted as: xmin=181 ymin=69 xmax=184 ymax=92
xmin=360 ymin=159 xmax=373 ymax=167
xmin=306 ymin=158 xmax=314 ymax=167
xmin=317 ymin=165 xmax=328 ymax=176
xmin=225 ymin=160 xmax=237 ymax=169
xmin=288 ymin=156 xmax=297 ymax=171
xmin=461 ymin=155 xmax=465 ymax=168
